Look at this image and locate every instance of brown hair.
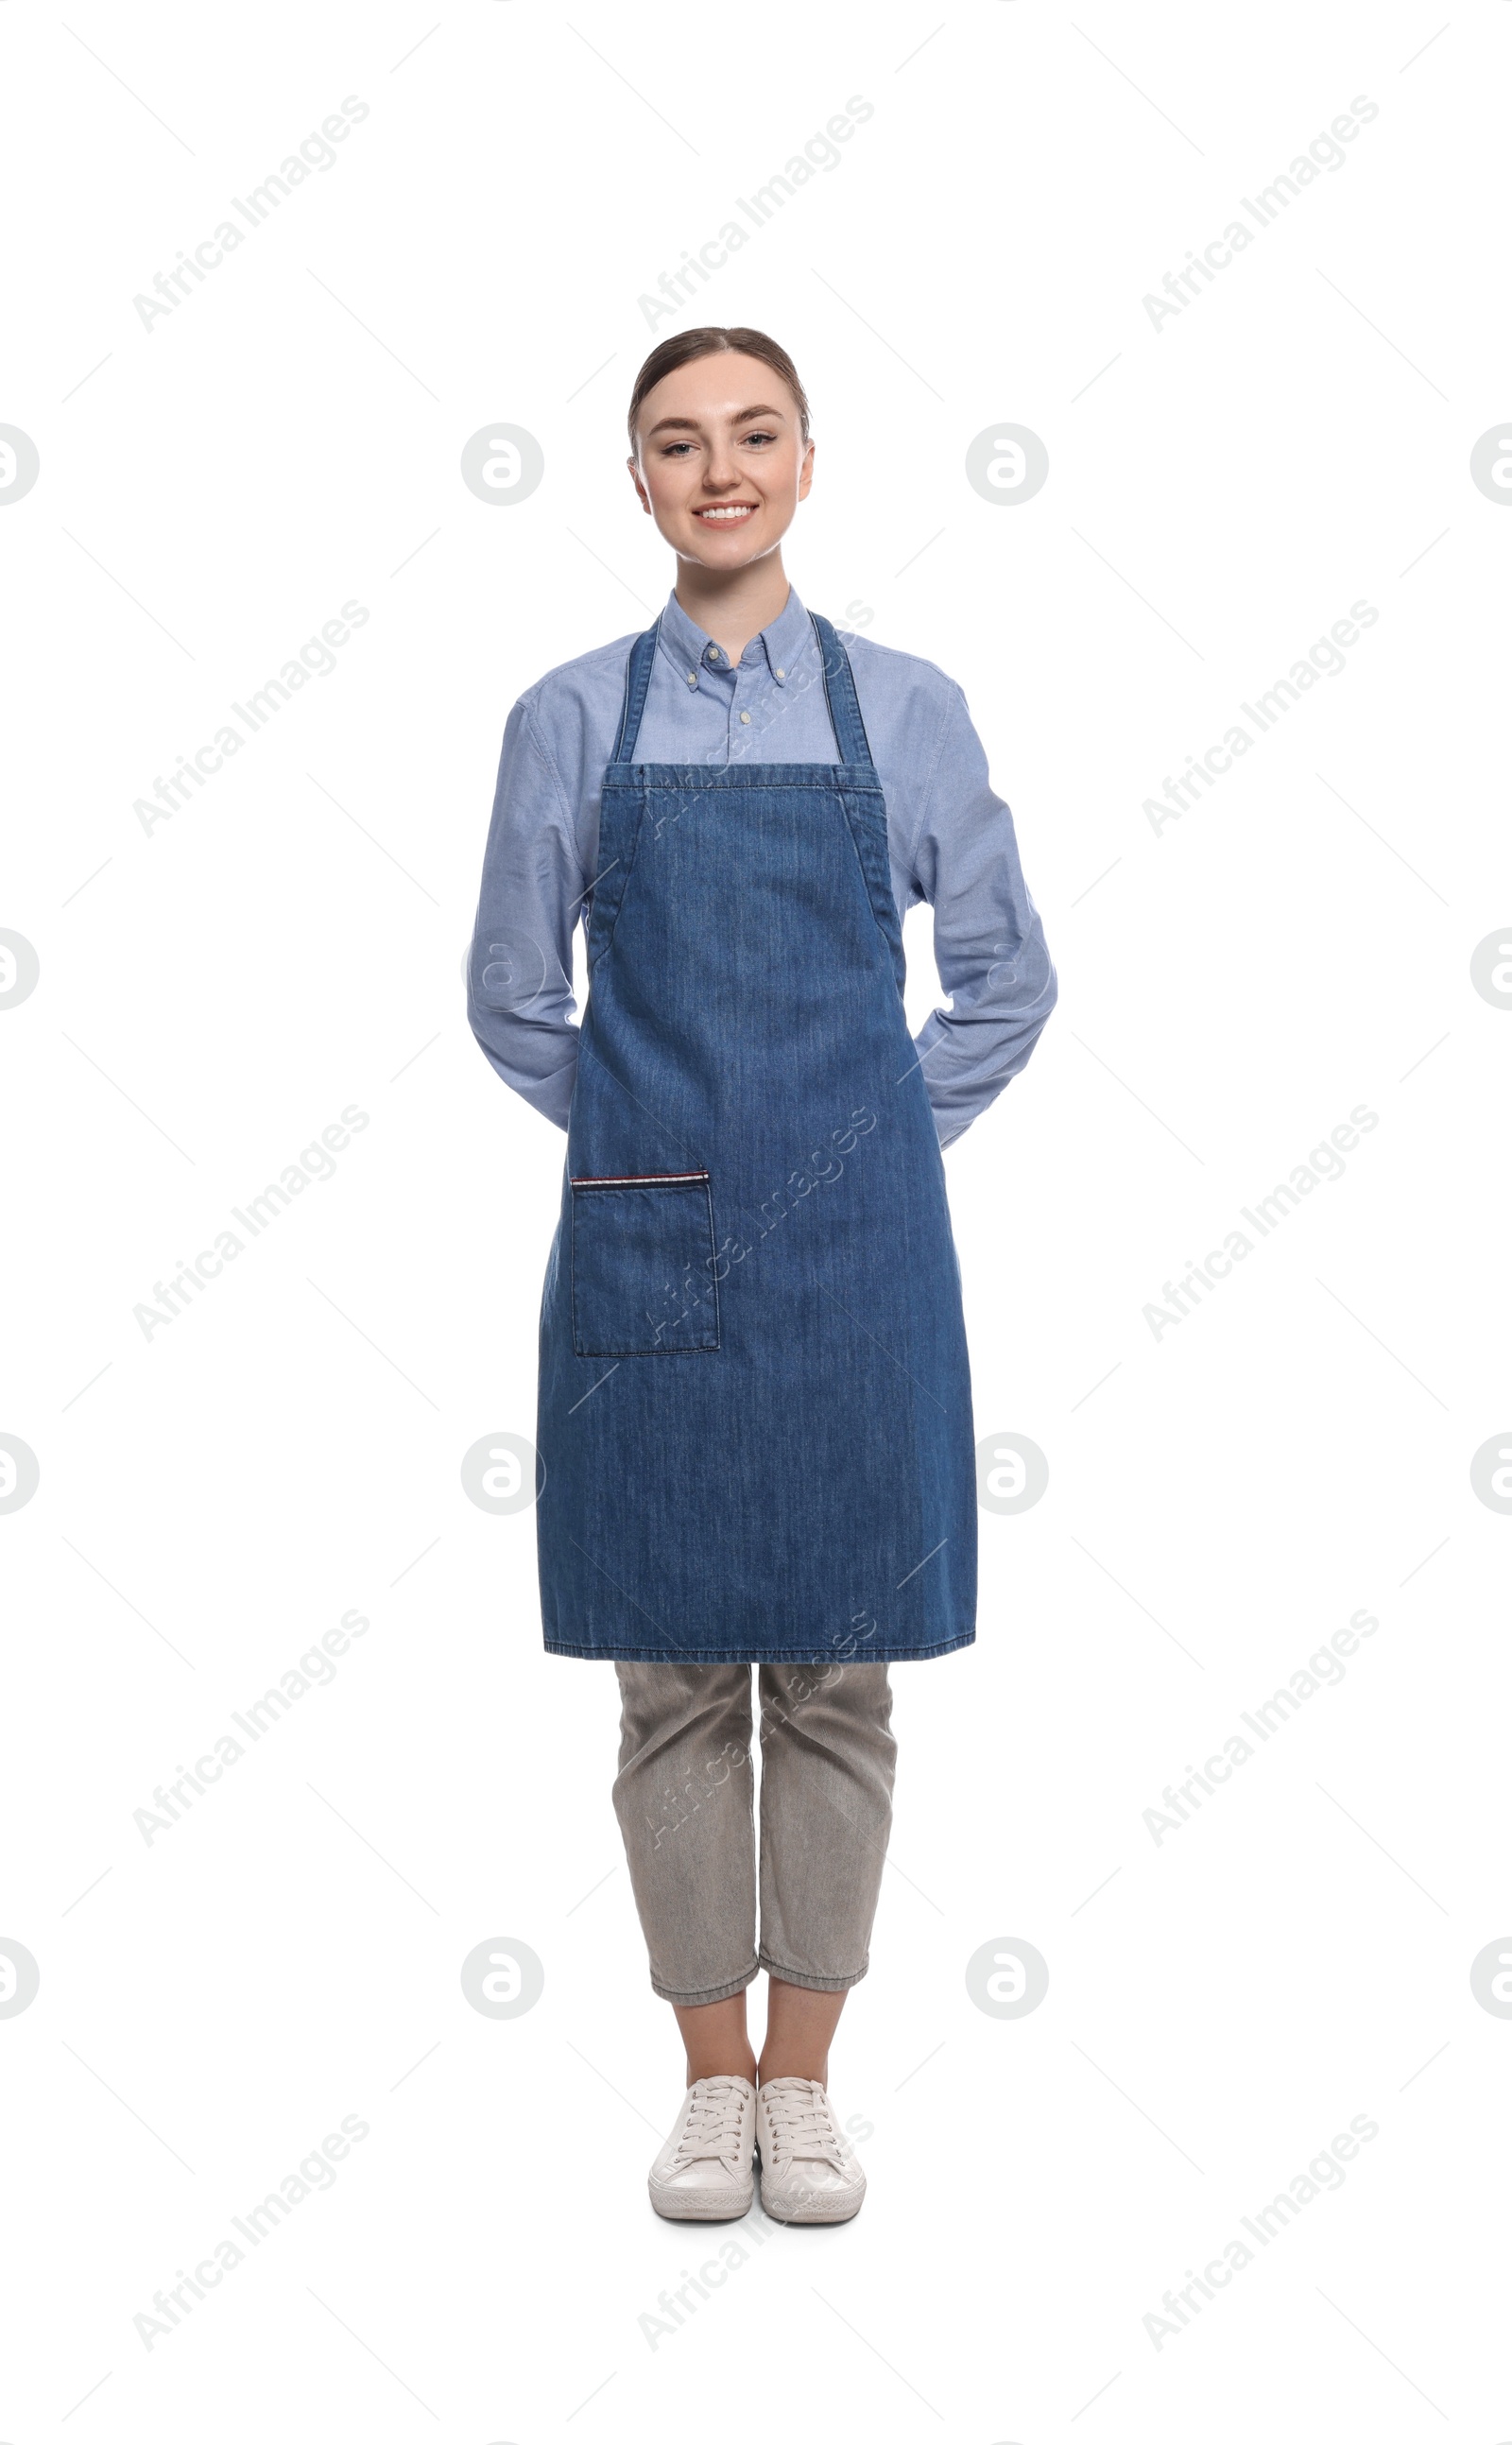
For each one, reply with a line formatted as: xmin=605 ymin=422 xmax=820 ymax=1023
xmin=627 ymin=326 xmax=811 ymax=456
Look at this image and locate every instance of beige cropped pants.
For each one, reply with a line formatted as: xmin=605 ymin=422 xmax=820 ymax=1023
xmin=610 ymin=1660 xmax=897 ymax=2006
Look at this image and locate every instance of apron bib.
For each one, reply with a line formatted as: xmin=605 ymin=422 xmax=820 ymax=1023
xmin=535 ymin=611 xmax=976 ymax=1664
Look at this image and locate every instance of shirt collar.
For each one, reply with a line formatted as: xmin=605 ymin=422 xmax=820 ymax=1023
xmin=655 ymin=582 xmax=814 ymax=690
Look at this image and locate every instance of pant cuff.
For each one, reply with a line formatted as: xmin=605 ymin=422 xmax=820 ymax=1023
xmin=758 ymin=1954 xmax=869 ymax=1994
xmin=650 ymin=1962 xmax=760 ymax=2006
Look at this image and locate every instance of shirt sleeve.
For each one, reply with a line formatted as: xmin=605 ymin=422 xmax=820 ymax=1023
xmin=905 ymin=681 xmax=1057 ymax=1149
xmin=466 ymin=697 xmax=585 ymax=1131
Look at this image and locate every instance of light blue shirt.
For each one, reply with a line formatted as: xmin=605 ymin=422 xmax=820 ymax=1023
xmin=467 ymin=583 xmax=1057 ymax=1147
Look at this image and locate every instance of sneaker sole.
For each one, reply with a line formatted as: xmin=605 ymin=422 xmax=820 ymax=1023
xmin=648 ymin=2184 xmax=754 ymax=2223
xmin=758 ymin=2189 xmax=865 ymax=2224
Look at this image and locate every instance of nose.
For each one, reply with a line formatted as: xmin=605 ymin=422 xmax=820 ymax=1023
xmin=701 ymin=443 xmax=744 ymax=494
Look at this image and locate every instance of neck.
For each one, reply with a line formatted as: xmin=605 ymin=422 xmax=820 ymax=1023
xmin=673 ymin=551 xmax=790 ymax=666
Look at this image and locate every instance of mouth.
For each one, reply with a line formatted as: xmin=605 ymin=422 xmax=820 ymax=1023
xmin=693 ymin=503 xmax=758 ymax=525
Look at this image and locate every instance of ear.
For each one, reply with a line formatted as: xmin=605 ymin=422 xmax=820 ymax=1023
xmin=797 ymin=438 xmax=816 ymax=503
xmin=627 ymin=454 xmax=652 ymax=513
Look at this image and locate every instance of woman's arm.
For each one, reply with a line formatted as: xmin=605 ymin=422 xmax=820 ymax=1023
xmin=906 ymin=682 xmax=1058 ymax=1148
xmin=466 ymin=697 xmax=586 ymax=1130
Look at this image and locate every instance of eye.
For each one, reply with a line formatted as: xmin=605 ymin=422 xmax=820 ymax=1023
xmin=744 ymin=430 xmax=777 ymax=446
xmin=661 ymin=439 xmax=696 ymax=457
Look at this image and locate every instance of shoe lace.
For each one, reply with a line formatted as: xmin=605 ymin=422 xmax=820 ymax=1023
xmin=672 ymin=2076 xmax=749 ymax=2169
xmin=761 ymin=2078 xmax=846 ymax=2170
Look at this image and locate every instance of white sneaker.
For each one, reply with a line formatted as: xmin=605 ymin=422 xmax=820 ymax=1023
xmin=648 ymin=2075 xmax=757 ymax=2222
xmin=756 ymin=2076 xmax=866 ymax=2223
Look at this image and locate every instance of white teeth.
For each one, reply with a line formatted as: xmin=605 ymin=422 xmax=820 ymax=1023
xmin=697 ymin=506 xmax=754 ymax=520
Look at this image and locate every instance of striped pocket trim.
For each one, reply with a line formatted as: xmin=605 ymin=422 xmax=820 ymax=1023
xmin=570 ymin=1169 xmax=710 ymax=1188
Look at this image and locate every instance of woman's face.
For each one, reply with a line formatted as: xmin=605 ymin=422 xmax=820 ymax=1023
xmin=628 ymin=352 xmax=814 ymax=569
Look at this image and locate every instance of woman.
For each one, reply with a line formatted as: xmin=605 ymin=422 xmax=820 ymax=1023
xmin=468 ymin=327 xmax=1057 ymax=2225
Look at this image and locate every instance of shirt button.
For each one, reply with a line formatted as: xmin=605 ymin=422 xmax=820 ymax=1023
xmin=739 ymin=711 xmax=751 ymax=724
xmin=775 ymin=668 xmax=785 ymax=680
xmin=686 ymin=672 xmax=697 ymax=686
xmin=705 ymin=645 xmax=721 ymax=663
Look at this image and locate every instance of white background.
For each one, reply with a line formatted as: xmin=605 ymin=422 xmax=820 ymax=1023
xmin=4 ymin=1 xmax=1509 ymax=2436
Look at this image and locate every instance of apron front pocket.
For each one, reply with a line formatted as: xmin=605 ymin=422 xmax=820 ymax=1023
xmin=569 ymin=1171 xmax=720 ymax=1355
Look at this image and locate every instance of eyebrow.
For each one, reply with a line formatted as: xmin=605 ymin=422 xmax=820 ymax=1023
xmin=644 ymin=404 xmax=788 ymax=438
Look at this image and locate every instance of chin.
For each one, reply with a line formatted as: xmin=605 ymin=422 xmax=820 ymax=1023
xmin=686 ymin=527 xmax=780 ymax=564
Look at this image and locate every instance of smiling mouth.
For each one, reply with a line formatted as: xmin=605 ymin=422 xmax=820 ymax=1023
xmin=694 ymin=503 xmax=758 ymax=524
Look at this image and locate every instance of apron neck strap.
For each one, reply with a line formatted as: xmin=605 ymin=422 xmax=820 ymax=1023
xmin=611 ymin=610 xmax=873 ymax=766
xmin=810 ymin=612 xmax=874 ymax=767
xmin=610 ymin=617 xmax=662 ymax=762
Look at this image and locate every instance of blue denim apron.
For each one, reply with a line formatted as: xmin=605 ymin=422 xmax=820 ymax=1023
xmin=536 ymin=611 xmax=975 ymax=1664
